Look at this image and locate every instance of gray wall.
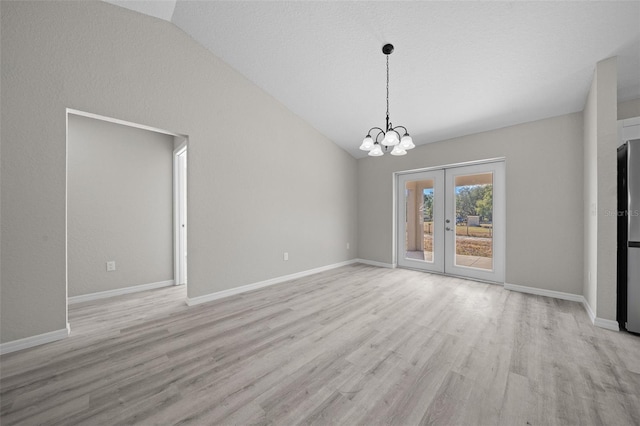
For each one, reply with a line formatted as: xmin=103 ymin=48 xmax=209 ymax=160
xmin=583 ymin=67 xmax=598 ymax=314
xmin=0 ymin=1 xmax=357 ymax=343
xmin=67 ymin=114 xmax=174 ymax=297
xmin=595 ymin=58 xmax=618 ymax=322
xmin=618 ymin=98 xmax=640 ymax=121
xmin=357 ymin=113 xmax=585 ymax=295
xmin=583 ymin=58 xmax=618 ymax=321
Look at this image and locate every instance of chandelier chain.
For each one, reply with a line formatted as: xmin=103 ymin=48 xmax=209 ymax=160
xmin=386 ymin=54 xmax=390 ymax=129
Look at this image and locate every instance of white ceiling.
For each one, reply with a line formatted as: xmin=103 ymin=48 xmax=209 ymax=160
xmin=104 ymin=1 xmax=640 ymax=158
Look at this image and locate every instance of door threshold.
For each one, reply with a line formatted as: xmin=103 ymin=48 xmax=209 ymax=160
xmin=396 ymin=266 xmax=504 ymax=286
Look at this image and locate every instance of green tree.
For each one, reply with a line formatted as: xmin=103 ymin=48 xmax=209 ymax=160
xmin=455 ymin=187 xmax=476 ymax=219
xmin=456 ymin=184 xmax=493 ymax=223
xmin=476 ymin=185 xmax=493 ymax=222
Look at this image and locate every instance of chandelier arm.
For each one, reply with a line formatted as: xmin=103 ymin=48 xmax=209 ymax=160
xmin=367 ymin=127 xmax=385 ymax=136
xmin=392 ymin=125 xmax=409 ymax=134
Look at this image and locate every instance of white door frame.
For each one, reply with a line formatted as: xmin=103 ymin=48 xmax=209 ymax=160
xmin=394 ymin=158 xmax=506 ymax=283
xmin=173 ymin=141 xmax=188 ymax=286
xmin=397 ymin=170 xmax=445 ymax=273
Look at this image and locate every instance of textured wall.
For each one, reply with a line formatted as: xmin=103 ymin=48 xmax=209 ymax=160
xmin=595 ymin=58 xmax=618 ymax=321
xmin=67 ymin=114 xmax=174 ymax=297
xmin=357 ymin=113 xmax=585 ymax=295
xmin=583 ymin=59 xmax=622 ymax=323
xmin=583 ymin=69 xmax=598 ymax=314
xmin=0 ymin=1 xmax=357 ymax=343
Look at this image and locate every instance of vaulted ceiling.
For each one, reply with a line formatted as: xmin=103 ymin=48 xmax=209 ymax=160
xmin=104 ymin=1 xmax=640 ymax=158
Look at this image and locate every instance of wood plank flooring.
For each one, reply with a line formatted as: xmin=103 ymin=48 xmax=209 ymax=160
xmin=1 ymin=264 xmax=639 ymax=425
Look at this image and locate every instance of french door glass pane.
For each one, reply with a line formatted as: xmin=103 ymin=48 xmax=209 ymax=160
xmin=454 ymin=172 xmax=493 ymax=270
xmin=404 ymin=179 xmax=435 ymax=262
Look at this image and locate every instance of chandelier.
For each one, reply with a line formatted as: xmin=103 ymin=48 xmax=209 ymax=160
xmin=360 ymin=43 xmax=415 ymax=156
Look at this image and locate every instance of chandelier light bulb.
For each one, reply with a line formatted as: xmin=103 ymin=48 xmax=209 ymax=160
xmin=359 ymin=135 xmax=374 ymax=151
xmin=400 ymin=134 xmax=415 ymax=149
xmin=369 ymin=144 xmax=384 ymax=156
xmin=391 ymin=145 xmax=407 ymax=156
xmin=382 ymin=130 xmax=399 ymax=147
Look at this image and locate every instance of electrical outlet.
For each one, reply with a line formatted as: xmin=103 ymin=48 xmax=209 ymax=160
xmin=106 ymin=261 xmax=116 ymax=272
xmin=283 ymin=252 xmax=289 ymax=261
xmin=346 ymin=243 xmax=350 ymax=250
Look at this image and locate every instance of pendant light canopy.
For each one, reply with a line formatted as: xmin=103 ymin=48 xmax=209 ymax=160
xmin=359 ymin=43 xmax=414 ymax=157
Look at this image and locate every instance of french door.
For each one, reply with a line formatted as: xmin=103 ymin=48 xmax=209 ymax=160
xmin=397 ymin=161 xmax=505 ymax=283
xmin=397 ymin=170 xmax=445 ymax=273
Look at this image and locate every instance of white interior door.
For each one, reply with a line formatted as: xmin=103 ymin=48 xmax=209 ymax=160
xmin=397 ymin=161 xmax=505 ymax=283
xmin=174 ymin=146 xmax=187 ymax=286
xmin=397 ymin=170 xmax=445 ymax=273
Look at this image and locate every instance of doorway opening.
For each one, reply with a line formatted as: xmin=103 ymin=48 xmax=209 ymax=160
xmin=396 ymin=160 xmax=505 ymax=283
xmin=65 ymin=109 xmax=189 ymax=328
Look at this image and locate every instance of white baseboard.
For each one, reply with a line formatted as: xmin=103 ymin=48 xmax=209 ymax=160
xmin=593 ymin=316 xmax=620 ymax=331
xmin=187 ymin=260 xmax=358 ymax=306
xmin=0 ymin=323 xmax=70 ymax=355
xmin=504 ymin=283 xmax=619 ymax=332
xmin=68 ymin=280 xmax=175 ymax=304
xmin=356 ymin=258 xmax=396 ymax=269
xmin=581 ymin=298 xmax=620 ymax=330
xmin=503 ymin=283 xmax=584 ymax=302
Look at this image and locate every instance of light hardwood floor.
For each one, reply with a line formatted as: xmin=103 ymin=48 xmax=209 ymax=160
xmin=1 ymin=264 xmax=639 ymax=425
